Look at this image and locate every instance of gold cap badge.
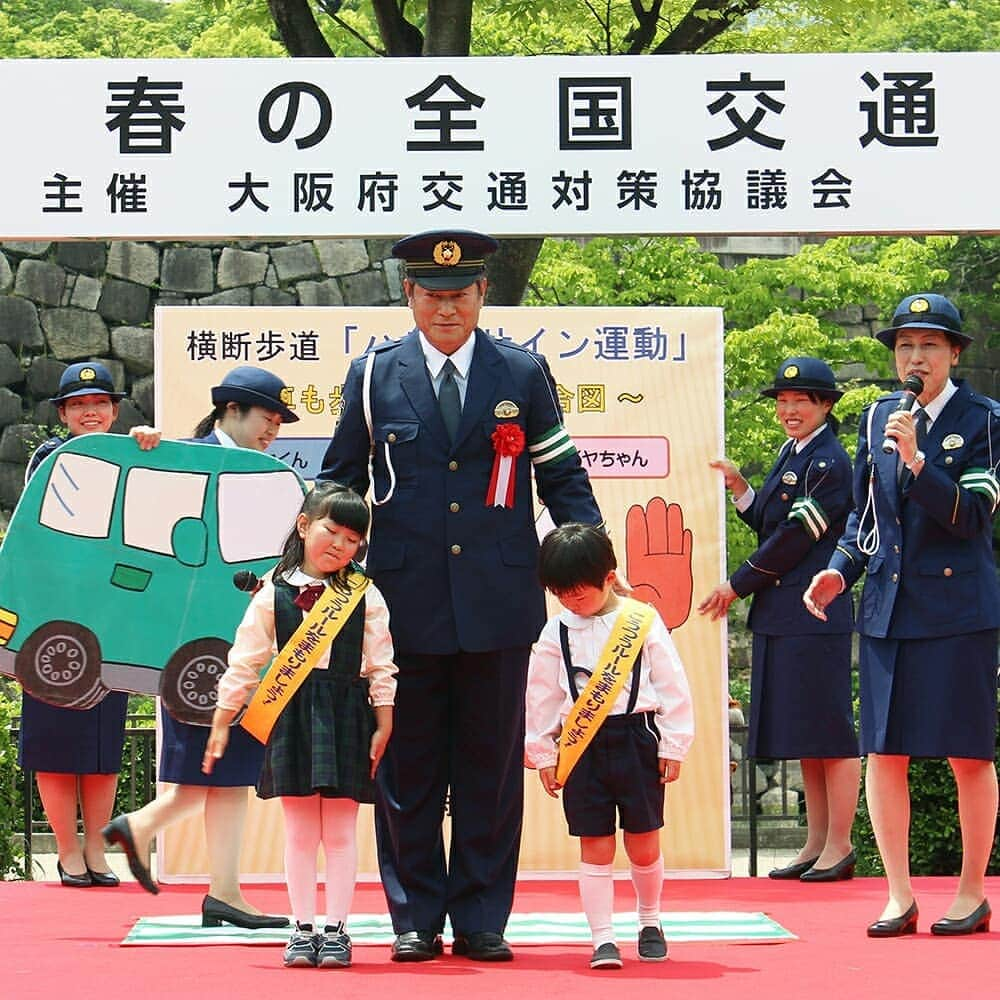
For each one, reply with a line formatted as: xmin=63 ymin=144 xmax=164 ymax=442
xmin=909 ymin=297 xmax=930 ymax=314
xmin=433 ymin=240 xmax=462 ymax=267
xmin=79 ymin=367 xmax=97 ymax=382
xmin=783 ymin=364 xmax=799 ymax=379
xmin=494 ymin=400 xmax=519 ymax=419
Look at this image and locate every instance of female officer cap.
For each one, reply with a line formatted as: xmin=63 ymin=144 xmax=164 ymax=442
xmin=875 ymin=293 xmax=971 ymax=349
xmin=50 ymin=361 xmax=126 ymax=403
xmin=760 ymin=357 xmax=844 ymax=401
xmin=211 ymin=366 xmax=299 ymax=423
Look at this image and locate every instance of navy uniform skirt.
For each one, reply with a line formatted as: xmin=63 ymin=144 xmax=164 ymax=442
xmin=749 ymin=632 xmax=858 ymax=760
xmin=158 ymin=707 xmax=266 ymax=787
xmin=860 ymin=630 xmax=999 ymax=759
xmin=18 ymin=690 xmax=128 ymax=774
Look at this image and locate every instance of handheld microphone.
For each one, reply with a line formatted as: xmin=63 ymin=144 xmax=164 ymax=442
xmin=881 ymin=374 xmax=925 ymax=454
xmin=233 ymin=570 xmax=259 ymax=592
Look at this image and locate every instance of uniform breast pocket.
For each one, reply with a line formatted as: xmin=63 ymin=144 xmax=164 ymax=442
xmin=372 ymin=421 xmax=419 ymax=498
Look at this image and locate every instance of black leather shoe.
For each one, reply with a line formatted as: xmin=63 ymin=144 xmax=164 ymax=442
xmin=57 ymin=861 xmax=92 ymax=887
xmin=452 ymin=931 xmax=514 ymax=962
xmin=768 ymin=857 xmax=819 ymax=880
xmin=930 ymin=900 xmax=991 ymax=936
xmin=391 ymin=930 xmax=443 ymax=962
xmin=101 ymin=815 xmax=158 ymax=895
xmin=86 ymin=867 xmax=120 ymax=887
xmin=867 ymin=901 xmax=918 ymax=938
xmin=800 ymin=850 xmax=856 ymax=882
xmin=201 ymin=895 xmax=290 ymax=929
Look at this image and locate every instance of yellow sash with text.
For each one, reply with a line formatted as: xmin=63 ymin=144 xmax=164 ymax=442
xmin=555 ymin=598 xmax=656 ymax=786
xmin=240 ymin=572 xmax=370 ymax=744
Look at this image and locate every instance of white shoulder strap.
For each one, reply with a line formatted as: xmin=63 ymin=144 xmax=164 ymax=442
xmin=362 ymin=351 xmax=395 ymax=506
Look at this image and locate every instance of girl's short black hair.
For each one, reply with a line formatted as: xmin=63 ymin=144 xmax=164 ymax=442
xmin=538 ymin=523 xmax=616 ymax=593
xmin=274 ymin=481 xmax=370 ymax=581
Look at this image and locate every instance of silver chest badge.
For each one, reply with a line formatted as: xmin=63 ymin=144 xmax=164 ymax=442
xmin=494 ymin=400 xmax=519 ymax=419
xmin=941 ymin=433 xmax=964 ymax=451
xmin=782 ymin=471 xmax=798 ymax=485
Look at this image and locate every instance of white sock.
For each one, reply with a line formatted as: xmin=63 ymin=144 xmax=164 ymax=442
xmin=579 ymin=861 xmax=616 ymax=947
xmin=630 ymin=856 xmax=664 ymax=928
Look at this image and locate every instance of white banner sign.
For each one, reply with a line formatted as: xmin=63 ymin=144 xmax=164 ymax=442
xmin=4 ymin=53 xmax=996 ymax=239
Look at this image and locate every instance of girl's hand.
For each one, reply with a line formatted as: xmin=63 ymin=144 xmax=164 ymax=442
xmin=697 ymin=581 xmax=739 ymax=621
xmin=129 ymin=425 xmax=161 ymax=450
xmin=202 ymin=724 xmax=230 ymax=775
xmin=660 ymin=759 xmax=682 ymax=785
xmin=539 ymin=766 xmax=562 ymax=798
xmin=369 ymin=706 xmax=393 ymax=778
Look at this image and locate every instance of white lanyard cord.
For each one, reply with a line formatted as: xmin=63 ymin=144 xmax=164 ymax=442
xmin=363 ymin=351 xmax=395 ymax=506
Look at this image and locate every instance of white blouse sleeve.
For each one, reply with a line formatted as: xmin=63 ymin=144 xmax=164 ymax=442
xmin=524 ymin=619 xmax=570 ymax=770
xmin=215 ymin=580 xmax=277 ymax=710
xmin=645 ymin=614 xmax=695 ymax=761
xmin=361 ymin=583 xmax=397 ymax=707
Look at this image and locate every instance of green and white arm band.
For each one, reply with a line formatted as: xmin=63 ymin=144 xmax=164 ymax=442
xmin=788 ymin=496 xmax=829 ymax=541
xmin=529 ymin=424 xmax=577 ymax=467
xmin=958 ymin=468 xmax=1000 ymax=512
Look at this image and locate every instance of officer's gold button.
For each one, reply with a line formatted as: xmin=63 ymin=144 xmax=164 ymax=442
xmin=891 ymin=573 xmax=898 ymax=582
xmin=945 ymin=456 xmax=953 ymax=465
xmin=780 ymin=492 xmax=789 ymax=501
xmin=448 ymin=461 xmax=459 ymax=471
xmin=893 ymin=545 xmax=900 ymax=553
xmin=449 ymin=502 xmax=460 ymax=513
xmin=943 ymin=567 xmax=953 ymax=577
xmin=387 ymin=432 xmax=397 ymax=443
xmin=450 ymin=544 xmax=462 ymax=556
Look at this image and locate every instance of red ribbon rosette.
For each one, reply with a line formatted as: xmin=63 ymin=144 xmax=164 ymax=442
xmin=486 ymin=423 xmax=526 ymax=508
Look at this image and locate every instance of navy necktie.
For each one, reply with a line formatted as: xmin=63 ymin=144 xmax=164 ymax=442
xmin=439 ymin=359 xmax=462 ymax=442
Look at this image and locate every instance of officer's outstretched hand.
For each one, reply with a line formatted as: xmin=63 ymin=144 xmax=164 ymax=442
xmin=803 ymin=569 xmax=845 ymax=622
xmin=626 ymin=498 xmax=693 ymax=630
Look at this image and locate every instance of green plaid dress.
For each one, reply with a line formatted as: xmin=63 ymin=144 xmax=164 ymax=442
xmin=256 ymin=580 xmax=376 ymax=802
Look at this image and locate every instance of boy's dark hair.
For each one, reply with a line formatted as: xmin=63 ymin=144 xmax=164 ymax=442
xmin=538 ymin=523 xmax=616 ymax=593
xmin=274 ymin=481 xmax=370 ymax=582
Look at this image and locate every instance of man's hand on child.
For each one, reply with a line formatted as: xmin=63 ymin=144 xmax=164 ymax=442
xmin=660 ymin=759 xmax=681 ymax=785
xmin=539 ymin=766 xmax=562 ymax=798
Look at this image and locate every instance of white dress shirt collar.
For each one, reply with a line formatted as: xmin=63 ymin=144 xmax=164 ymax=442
xmin=418 ymin=330 xmax=476 ymax=380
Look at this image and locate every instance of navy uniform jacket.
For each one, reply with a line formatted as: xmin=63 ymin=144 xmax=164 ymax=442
xmin=318 ymin=329 xmax=602 ymax=655
xmin=731 ymin=424 xmax=854 ymax=636
xmin=829 ymin=379 xmax=1000 ymax=639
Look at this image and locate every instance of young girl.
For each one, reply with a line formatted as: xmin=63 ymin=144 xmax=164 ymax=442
xmin=203 ymin=483 xmax=396 ymax=969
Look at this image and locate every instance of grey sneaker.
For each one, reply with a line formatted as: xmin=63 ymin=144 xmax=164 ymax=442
xmin=318 ymin=922 xmax=352 ymax=968
xmin=284 ymin=923 xmax=319 ymax=967
xmin=637 ymin=924 xmax=668 ymax=962
xmin=589 ymin=941 xmax=623 ymax=969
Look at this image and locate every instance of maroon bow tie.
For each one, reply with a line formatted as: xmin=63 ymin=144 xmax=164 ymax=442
xmin=294 ymin=583 xmax=326 ymax=612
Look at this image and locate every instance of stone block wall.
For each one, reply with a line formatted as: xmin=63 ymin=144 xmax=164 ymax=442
xmin=0 ymin=238 xmax=406 ymax=518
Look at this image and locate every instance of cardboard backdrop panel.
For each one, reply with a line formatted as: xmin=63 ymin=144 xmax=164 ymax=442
xmin=154 ymin=305 xmax=728 ymax=878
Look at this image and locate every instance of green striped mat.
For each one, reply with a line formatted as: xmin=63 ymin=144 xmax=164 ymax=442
xmin=122 ymin=911 xmax=795 ymax=946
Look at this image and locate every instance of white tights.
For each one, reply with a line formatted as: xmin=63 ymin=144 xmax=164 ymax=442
xmin=280 ymin=795 xmax=359 ymax=928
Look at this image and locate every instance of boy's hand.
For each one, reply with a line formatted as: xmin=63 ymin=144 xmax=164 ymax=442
xmin=129 ymin=425 xmax=161 ymax=450
xmin=539 ymin=766 xmax=562 ymax=798
xmin=202 ymin=724 xmax=230 ymax=774
xmin=660 ymin=758 xmax=682 ymax=784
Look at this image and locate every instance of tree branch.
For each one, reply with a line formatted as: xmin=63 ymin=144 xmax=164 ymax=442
xmin=370 ymin=0 xmax=424 ymax=56
xmin=653 ymin=0 xmax=764 ymax=54
xmin=266 ymin=0 xmax=334 ymax=57
xmin=423 ymin=0 xmax=473 ymax=56
xmin=624 ymin=0 xmax=664 ymax=56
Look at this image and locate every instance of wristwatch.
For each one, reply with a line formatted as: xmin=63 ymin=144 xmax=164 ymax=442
xmin=905 ymin=450 xmax=926 ymax=471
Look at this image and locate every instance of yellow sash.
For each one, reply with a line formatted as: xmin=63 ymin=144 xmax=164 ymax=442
xmin=555 ymin=598 xmax=656 ymax=786
xmin=240 ymin=571 xmax=370 ymax=744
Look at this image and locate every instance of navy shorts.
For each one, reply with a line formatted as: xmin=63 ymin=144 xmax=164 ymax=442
xmin=562 ymin=711 xmax=665 ymax=837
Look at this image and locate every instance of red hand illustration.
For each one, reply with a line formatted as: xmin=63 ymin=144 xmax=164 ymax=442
xmin=625 ymin=498 xmax=694 ymax=630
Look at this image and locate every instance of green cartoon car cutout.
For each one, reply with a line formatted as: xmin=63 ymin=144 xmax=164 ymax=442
xmin=0 ymin=434 xmax=306 ymax=725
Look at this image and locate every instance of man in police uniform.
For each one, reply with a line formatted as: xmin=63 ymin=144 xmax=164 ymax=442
xmin=318 ymin=230 xmax=602 ymax=962
xmin=805 ymin=294 xmax=1000 ymax=936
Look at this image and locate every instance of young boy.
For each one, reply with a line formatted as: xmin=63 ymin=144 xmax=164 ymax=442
xmin=525 ymin=524 xmax=694 ymax=970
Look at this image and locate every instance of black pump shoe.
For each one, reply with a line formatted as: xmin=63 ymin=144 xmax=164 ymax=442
xmin=768 ymin=857 xmax=819 ymax=880
xmin=57 ymin=861 xmax=92 ymax=888
xmin=930 ymin=900 xmax=991 ymax=936
xmin=867 ymin=901 xmax=918 ymax=938
xmin=101 ymin=815 xmax=158 ymax=895
xmin=800 ymin=850 xmax=856 ymax=882
xmin=201 ymin=895 xmax=290 ymax=929
xmin=86 ymin=867 xmax=120 ymax=887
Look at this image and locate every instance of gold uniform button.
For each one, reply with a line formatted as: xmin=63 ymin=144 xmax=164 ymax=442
xmin=774 ymin=579 xmax=781 ymax=587
xmin=387 ymin=432 xmax=397 ymax=443
xmin=945 ymin=456 xmax=953 ymax=465
xmin=450 ymin=544 xmax=462 ymax=556
xmin=449 ymin=502 xmax=460 ymax=513
xmin=780 ymin=492 xmax=789 ymax=501
xmin=943 ymin=567 xmax=953 ymax=577
xmin=448 ymin=460 xmax=459 ymax=471
xmin=891 ymin=573 xmax=899 ymax=582
xmin=893 ymin=545 xmax=900 ymax=553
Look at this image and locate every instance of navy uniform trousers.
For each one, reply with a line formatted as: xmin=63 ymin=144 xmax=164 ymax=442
xmin=319 ymin=329 xmax=601 ymax=935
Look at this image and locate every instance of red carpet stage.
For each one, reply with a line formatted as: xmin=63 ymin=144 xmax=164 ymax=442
xmin=2 ymin=877 xmax=996 ymax=1000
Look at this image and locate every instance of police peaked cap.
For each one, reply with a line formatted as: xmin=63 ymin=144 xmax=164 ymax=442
xmin=50 ymin=361 xmax=126 ymax=403
xmin=393 ymin=229 xmax=499 ymax=290
xmin=875 ymin=293 xmax=971 ymax=349
xmin=760 ymin=356 xmax=844 ymax=401
xmin=211 ymin=366 xmax=299 ymax=423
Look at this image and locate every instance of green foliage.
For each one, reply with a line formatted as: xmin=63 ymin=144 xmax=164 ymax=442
xmin=0 ymin=679 xmax=28 ymax=879
xmin=853 ymin=752 xmax=1000 ymax=876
